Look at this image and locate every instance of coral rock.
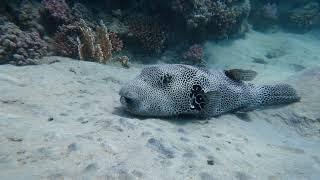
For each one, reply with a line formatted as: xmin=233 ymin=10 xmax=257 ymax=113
xmin=126 ymin=15 xmax=167 ymax=53
xmin=71 ymin=3 xmax=96 ymax=27
xmin=182 ymin=44 xmax=203 ymax=65
xmin=0 ymin=20 xmax=48 ymax=65
xmin=40 ymin=0 xmax=71 ymax=32
xmin=116 ymin=55 xmax=130 ymax=68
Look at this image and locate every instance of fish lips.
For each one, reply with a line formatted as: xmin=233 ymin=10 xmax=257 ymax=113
xmin=120 ymin=96 xmax=134 ymax=107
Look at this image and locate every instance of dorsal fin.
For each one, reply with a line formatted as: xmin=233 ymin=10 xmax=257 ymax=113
xmin=224 ymin=69 xmax=257 ymax=82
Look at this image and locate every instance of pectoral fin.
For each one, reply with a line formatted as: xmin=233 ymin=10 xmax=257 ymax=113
xmin=203 ymin=91 xmax=221 ymax=116
xmin=225 ymin=69 xmax=257 ymax=81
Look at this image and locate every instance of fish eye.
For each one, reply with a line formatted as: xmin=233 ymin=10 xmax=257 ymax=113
xmin=160 ymin=74 xmax=173 ymax=86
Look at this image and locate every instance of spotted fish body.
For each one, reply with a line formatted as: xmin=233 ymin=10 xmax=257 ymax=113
xmin=119 ymin=64 xmax=300 ymax=117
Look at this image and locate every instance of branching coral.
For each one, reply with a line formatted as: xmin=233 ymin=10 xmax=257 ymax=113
xmin=54 ymin=19 xmax=124 ymax=63
xmin=76 ymin=20 xmax=96 ymax=61
xmin=89 ymin=20 xmax=113 ymax=63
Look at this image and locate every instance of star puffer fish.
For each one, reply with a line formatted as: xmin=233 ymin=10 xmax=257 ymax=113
xmin=119 ymin=64 xmax=300 ymax=117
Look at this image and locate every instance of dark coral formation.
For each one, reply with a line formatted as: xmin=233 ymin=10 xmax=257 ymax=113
xmin=126 ymin=0 xmax=250 ymax=41
xmin=16 ymin=0 xmax=45 ymax=33
xmin=53 ymin=22 xmax=82 ymax=58
xmin=103 ymin=0 xmax=251 ymax=43
xmin=0 ymin=17 xmax=48 ymax=65
xmin=40 ymin=0 xmax=71 ymax=32
xmin=0 ymin=0 xmax=49 ymax=65
xmin=126 ymin=15 xmax=168 ymax=54
xmin=174 ymin=0 xmax=251 ymax=40
xmin=71 ymin=2 xmax=97 ymax=28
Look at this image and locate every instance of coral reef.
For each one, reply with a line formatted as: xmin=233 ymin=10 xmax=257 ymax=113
xmin=40 ymin=0 xmax=71 ymax=32
xmin=77 ymin=19 xmax=99 ymax=61
xmin=288 ymin=2 xmax=320 ymax=30
xmin=1 ymin=0 xmax=320 ymax=65
xmin=109 ymin=32 xmax=124 ymax=53
xmin=126 ymin=15 xmax=168 ymax=53
xmin=171 ymin=0 xmax=251 ymax=40
xmin=71 ymin=3 xmax=96 ymax=28
xmin=16 ymin=0 xmax=44 ymax=33
xmin=116 ymin=55 xmax=130 ymax=68
xmin=0 ymin=0 xmax=252 ymax=64
xmin=54 ymin=19 xmax=123 ymax=63
xmin=250 ymin=0 xmax=320 ymax=32
xmin=53 ymin=22 xmax=81 ymax=58
xmin=0 ymin=17 xmax=48 ymax=65
xmin=182 ymin=44 xmax=203 ymax=65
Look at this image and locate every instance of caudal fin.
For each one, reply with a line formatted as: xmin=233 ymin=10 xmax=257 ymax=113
xmin=253 ymin=84 xmax=300 ymax=107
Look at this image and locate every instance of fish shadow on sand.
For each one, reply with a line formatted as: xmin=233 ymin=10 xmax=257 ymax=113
xmin=113 ymin=106 xmax=222 ymax=125
xmin=234 ymin=112 xmax=252 ymax=122
xmin=112 ymin=106 xmax=150 ymax=120
xmin=113 ymin=103 xmax=298 ymax=125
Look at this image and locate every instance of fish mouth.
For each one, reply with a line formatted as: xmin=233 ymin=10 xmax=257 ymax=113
xmin=120 ymin=96 xmax=134 ymax=107
xmin=120 ymin=95 xmax=142 ymax=116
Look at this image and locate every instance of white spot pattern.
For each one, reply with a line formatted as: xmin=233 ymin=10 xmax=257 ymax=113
xmin=119 ymin=64 xmax=300 ymax=117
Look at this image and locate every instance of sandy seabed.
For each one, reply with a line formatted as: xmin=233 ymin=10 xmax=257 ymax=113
xmin=0 ymin=30 xmax=320 ymax=179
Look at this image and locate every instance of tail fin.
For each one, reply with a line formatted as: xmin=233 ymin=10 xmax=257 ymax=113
xmin=252 ymin=84 xmax=300 ymax=107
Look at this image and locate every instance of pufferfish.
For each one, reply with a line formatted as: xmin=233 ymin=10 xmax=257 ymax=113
xmin=119 ymin=64 xmax=300 ymax=118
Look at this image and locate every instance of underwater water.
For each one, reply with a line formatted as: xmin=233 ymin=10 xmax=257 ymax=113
xmin=0 ymin=0 xmax=320 ymax=179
